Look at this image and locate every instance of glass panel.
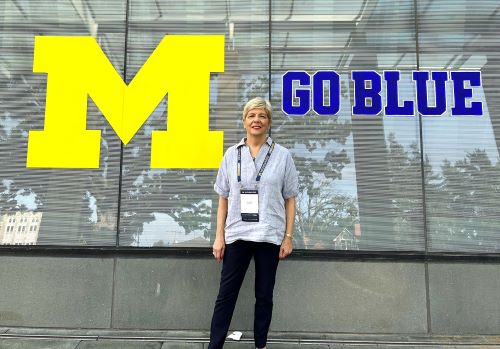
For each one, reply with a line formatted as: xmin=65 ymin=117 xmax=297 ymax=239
xmin=419 ymin=0 xmax=500 ymax=252
xmin=119 ymin=0 xmax=269 ymax=247
xmin=2 ymin=0 xmax=497 ymax=254
xmin=272 ymin=0 xmax=424 ymax=250
xmin=0 ymin=0 xmax=124 ymax=245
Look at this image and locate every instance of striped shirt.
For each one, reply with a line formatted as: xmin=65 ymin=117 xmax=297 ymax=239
xmin=214 ymin=137 xmax=299 ymax=245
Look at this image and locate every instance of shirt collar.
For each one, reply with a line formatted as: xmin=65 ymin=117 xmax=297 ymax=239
xmin=236 ymin=136 xmax=273 ymax=148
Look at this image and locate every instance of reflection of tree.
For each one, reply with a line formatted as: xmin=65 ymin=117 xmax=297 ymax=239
xmin=291 ymin=136 xmax=358 ymax=249
xmin=386 ymin=133 xmax=425 ymax=244
xmin=279 ymin=105 xmax=359 ymax=248
xmin=388 ymin=134 xmax=500 ymax=251
xmin=120 ymin=166 xmax=212 ymax=246
xmin=295 ymin=178 xmax=358 ymax=249
xmin=427 ymin=149 xmax=500 ymax=251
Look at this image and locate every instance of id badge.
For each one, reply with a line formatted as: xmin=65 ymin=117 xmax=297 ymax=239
xmin=240 ymin=189 xmax=259 ymax=222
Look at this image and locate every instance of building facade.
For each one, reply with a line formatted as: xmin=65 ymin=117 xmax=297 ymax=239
xmin=0 ymin=211 xmax=42 ymax=245
xmin=0 ymin=0 xmax=499 ymax=338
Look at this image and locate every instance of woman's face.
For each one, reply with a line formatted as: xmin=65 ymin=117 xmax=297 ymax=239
xmin=244 ymin=108 xmax=271 ymax=137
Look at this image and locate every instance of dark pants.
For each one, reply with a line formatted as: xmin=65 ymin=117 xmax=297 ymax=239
xmin=208 ymin=240 xmax=280 ymax=349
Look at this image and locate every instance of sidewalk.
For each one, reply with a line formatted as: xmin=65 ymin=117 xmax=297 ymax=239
xmin=1 ymin=327 xmax=500 ymax=348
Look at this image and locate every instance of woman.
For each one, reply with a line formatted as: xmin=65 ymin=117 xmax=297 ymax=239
xmin=208 ymin=97 xmax=298 ymax=349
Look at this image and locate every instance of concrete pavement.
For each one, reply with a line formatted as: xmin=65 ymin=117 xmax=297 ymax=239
xmin=1 ymin=327 xmax=500 ymax=348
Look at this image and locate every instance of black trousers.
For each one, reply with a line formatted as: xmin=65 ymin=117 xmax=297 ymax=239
xmin=208 ymin=240 xmax=280 ymax=349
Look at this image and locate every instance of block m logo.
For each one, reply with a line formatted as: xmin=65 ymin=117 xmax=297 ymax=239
xmin=27 ymin=35 xmax=224 ymax=168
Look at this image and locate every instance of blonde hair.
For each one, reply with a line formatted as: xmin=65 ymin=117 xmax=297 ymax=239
xmin=242 ymin=97 xmax=272 ymax=123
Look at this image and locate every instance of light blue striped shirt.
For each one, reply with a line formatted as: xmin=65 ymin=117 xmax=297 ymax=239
xmin=214 ymin=137 xmax=299 ymax=245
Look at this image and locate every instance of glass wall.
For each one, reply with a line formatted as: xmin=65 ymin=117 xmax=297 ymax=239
xmin=0 ymin=0 xmax=125 ymax=245
xmin=272 ymin=0 xmax=423 ymax=250
xmin=418 ymin=1 xmax=500 ymax=252
xmin=0 ymin=0 xmax=498 ymax=252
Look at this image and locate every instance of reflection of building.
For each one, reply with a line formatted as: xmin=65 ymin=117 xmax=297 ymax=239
xmin=333 ymin=227 xmax=359 ymax=250
xmin=0 ymin=211 xmax=43 ymax=245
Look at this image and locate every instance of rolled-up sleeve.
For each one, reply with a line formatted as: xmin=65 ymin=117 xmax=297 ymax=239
xmin=214 ymin=150 xmax=230 ymax=198
xmin=282 ymin=150 xmax=299 ymax=199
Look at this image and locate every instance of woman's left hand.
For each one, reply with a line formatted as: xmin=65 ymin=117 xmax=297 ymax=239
xmin=279 ymin=237 xmax=293 ymax=260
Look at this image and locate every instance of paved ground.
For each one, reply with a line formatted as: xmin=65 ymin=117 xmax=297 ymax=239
xmin=1 ymin=328 xmax=500 ymax=348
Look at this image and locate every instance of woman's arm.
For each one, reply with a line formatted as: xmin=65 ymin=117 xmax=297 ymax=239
xmin=279 ymin=196 xmax=296 ymax=259
xmin=212 ymin=196 xmax=228 ymax=262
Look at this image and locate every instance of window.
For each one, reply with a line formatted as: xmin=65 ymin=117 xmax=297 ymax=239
xmin=0 ymin=0 xmax=498 ymax=253
xmin=0 ymin=0 xmax=123 ymax=246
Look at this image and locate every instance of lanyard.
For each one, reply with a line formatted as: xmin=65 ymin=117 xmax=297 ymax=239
xmin=237 ymin=141 xmax=275 ymax=184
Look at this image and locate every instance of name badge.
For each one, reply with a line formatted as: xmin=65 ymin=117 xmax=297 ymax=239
xmin=240 ymin=189 xmax=259 ymax=222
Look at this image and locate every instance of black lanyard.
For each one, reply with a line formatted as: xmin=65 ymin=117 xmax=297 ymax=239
xmin=237 ymin=141 xmax=275 ymax=183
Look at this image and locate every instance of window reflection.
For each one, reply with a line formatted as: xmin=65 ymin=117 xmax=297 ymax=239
xmin=0 ymin=0 xmax=124 ymax=246
xmin=419 ymin=0 xmax=500 ymax=252
xmin=0 ymin=0 xmax=499 ymax=252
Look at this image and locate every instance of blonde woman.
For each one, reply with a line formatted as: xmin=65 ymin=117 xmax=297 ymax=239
xmin=208 ymin=97 xmax=299 ymax=349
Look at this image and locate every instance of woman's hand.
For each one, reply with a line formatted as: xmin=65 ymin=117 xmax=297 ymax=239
xmin=281 ymin=196 xmax=296 ymax=260
xmin=213 ymin=196 xmax=228 ymax=262
xmin=212 ymin=236 xmax=225 ymax=262
xmin=279 ymin=236 xmax=293 ymax=260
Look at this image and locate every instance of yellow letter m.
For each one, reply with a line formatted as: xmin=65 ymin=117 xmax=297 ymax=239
xmin=27 ymin=35 xmax=224 ymax=168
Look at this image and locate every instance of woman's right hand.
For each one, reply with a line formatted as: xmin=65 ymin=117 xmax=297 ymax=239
xmin=212 ymin=236 xmax=225 ymax=262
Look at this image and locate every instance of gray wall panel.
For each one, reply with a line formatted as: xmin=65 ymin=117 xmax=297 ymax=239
xmin=6 ymin=256 xmax=500 ymax=336
xmin=429 ymin=263 xmax=500 ymax=334
xmin=272 ymin=260 xmax=427 ymax=333
xmin=112 ymin=257 xmax=224 ymax=329
xmin=113 ymin=258 xmax=427 ymax=334
xmin=0 ymin=256 xmax=114 ymax=328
